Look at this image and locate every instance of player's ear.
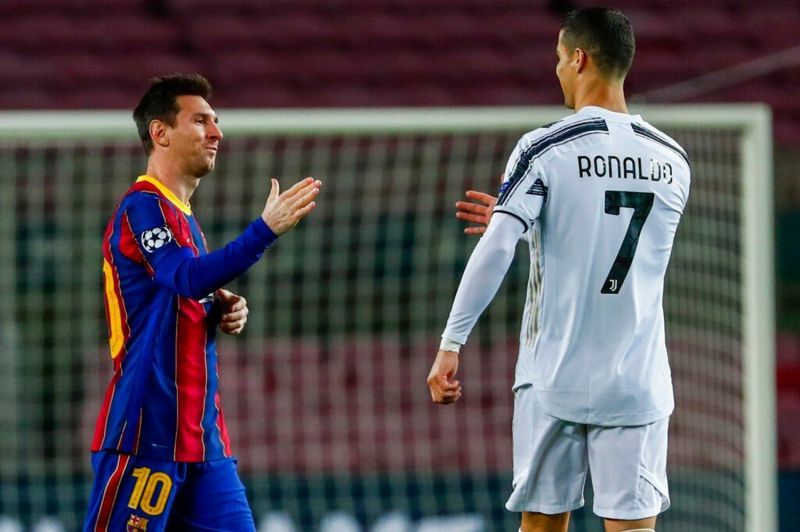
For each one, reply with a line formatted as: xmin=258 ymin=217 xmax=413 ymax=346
xmin=149 ymin=119 xmax=170 ymax=149
xmin=574 ymin=48 xmax=588 ymax=73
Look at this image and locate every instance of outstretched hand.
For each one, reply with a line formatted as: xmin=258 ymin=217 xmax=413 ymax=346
xmin=455 ymin=190 xmax=497 ymax=235
xmin=261 ymin=177 xmax=322 ymax=235
xmin=426 ymin=350 xmax=462 ymax=404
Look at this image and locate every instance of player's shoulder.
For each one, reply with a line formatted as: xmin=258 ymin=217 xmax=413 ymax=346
xmin=121 ymin=182 xmax=169 ymax=210
xmin=517 ymin=112 xmax=610 ymax=150
xmin=630 ymin=118 xmax=690 ymax=167
xmin=114 ymin=186 xmax=175 ymax=229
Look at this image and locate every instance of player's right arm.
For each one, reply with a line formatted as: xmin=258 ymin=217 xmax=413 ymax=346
xmin=428 ymin=212 xmax=526 ymax=404
xmin=121 ymin=177 xmax=320 ymax=300
xmin=430 ymin=134 xmax=546 ymax=403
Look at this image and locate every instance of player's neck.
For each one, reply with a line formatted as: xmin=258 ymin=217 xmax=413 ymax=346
xmin=572 ymin=79 xmax=628 ymax=114
xmin=144 ymin=158 xmax=200 ymax=205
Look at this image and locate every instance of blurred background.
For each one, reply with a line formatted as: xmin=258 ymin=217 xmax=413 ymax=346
xmin=0 ymin=0 xmax=797 ymax=530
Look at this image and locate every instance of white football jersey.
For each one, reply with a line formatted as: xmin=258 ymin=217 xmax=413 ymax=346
xmin=443 ymin=105 xmax=690 ymax=426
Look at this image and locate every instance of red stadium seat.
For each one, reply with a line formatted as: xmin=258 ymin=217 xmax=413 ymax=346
xmin=0 ymin=0 xmax=799 ymax=147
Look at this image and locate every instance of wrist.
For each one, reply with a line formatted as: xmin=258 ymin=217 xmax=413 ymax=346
xmin=439 ymin=338 xmax=462 ymax=353
xmin=253 ymin=217 xmax=279 ymax=246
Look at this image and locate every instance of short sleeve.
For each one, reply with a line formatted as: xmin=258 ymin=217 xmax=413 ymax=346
xmin=494 ymin=136 xmax=548 ymax=232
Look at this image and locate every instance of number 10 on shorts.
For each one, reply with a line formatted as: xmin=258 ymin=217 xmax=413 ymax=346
xmin=127 ymin=467 xmax=172 ymax=515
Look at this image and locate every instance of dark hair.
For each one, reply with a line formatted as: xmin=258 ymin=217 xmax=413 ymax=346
xmin=133 ymin=73 xmax=213 ymax=154
xmin=560 ymin=7 xmax=635 ymax=80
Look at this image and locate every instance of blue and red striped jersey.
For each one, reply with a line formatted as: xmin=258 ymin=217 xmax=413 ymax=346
xmin=92 ymin=175 xmax=276 ymax=462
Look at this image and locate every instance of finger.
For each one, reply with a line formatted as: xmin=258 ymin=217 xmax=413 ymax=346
xmin=293 ymin=200 xmax=318 ymax=222
xmin=215 ymin=288 xmax=232 ymax=300
xmin=464 ymin=190 xmax=496 ymax=203
xmin=439 ymin=388 xmax=462 ymax=404
xmin=290 ymin=182 xmax=321 ymax=209
xmin=440 ymin=385 xmax=461 ymax=397
xmin=456 ymin=212 xmax=488 ymax=224
xmin=282 ymin=177 xmax=316 ymax=199
xmin=268 ymin=178 xmax=279 ymax=202
xmin=456 ymin=200 xmax=490 ymax=213
xmin=221 ymin=319 xmax=245 ymax=332
xmin=227 ymin=306 xmax=248 ymax=320
xmin=442 ymin=388 xmax=461 ymax=402
xmin=428 ymin=382 xmax=440 ymax=401
xmin=228 ymin=299 xmax=246 ymax=313
xmin=432 ymin=391 xmax=453 ymax=404
xmin=464 ymin=226 xmax=488 ymax=235
xmin=438 ymin=376 xmax=460 ymax=391
xmin=221 ymin=325 xmax=243 ymax=335
xmin=222 ymin=310 xmax=244 ymax=322
xmin=457 ymin=199 xmax=489 ymax=212
xmin=455 ymin=201 xmax=490 ymax=214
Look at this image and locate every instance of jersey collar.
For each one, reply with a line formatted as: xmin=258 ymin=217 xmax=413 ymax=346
xmin=135 ymin=175 xmax=192 ymax=215
xmin=577 ymin=105 xmax=641 ymax=123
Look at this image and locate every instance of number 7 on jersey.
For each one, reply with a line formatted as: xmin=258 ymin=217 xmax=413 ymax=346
xmin=602 ymin=191 xmax=655 ymax=294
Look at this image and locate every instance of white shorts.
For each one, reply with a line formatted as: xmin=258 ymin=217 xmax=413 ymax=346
xmin=506 ymin=385 xmax=670 ymax=520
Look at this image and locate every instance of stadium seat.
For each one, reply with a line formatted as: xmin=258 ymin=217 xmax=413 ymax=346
xmin=778 ymin=392 xmax=800 ymax=468
xmin=0 ymin=0 xmax=799 ymax=146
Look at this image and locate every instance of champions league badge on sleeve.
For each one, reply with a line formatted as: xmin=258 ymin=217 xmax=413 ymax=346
xmin=127 ymin=514 xmax=149 ymax=531
xmin=140 ymin=226 xmax=173 ymax=253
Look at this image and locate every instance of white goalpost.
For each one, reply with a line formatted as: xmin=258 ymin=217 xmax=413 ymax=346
xmin=0 ymin=105 xmax=775 ymax=531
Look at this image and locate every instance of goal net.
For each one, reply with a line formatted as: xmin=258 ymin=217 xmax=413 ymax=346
xmin=0 ymin=106 xmax=774 ymax=531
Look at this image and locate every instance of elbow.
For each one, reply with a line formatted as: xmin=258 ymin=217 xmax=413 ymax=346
xmin=156 ymin=271 xmax=214 ymax=301
xmin=185 ymin=287 xmax=213 ymax=301
xmin=171 ymin=282 xmax=209 ymax=301
xmin=494 ymin=243 xmax=517 ymax=268
xmin=180 ymin=278 xmax=217 ymax=300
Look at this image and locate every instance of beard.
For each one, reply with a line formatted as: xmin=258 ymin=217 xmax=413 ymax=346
xmin=185 ymin=152 xmax=216 ymax=178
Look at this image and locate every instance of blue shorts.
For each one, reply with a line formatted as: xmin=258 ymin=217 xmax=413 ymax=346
xmin=83 ymin=451 xmax=255 ymax=531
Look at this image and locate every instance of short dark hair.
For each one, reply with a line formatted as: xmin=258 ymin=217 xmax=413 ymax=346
xmin=560 ymin=7 xmax=635 ymax=80
xmin=133 ymin=73 xmax=213 ymax=154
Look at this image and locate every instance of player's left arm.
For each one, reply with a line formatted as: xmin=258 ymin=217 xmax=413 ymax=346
xmin=215 ymin=288 xmax=248 ymax=335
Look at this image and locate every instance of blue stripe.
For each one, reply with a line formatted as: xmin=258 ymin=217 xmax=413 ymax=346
xmin=499 ymin=118 xmax=609 ymax=206
xmin=631 ymin=123 xmax=690 ymax=166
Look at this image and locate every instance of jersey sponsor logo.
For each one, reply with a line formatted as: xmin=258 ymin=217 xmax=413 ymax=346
xmin=139 ymin=226 xmax=173 ymax=253
xmin=525 ymin=178 xmax=549 ymax=200
xmin=126 ymin=514 xmax=149 ymax=531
